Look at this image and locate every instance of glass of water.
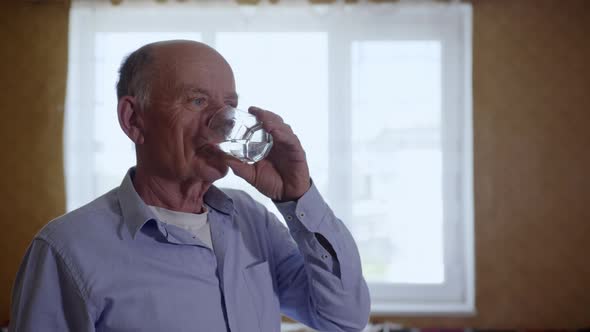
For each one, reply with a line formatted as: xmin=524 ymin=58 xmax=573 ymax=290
xmin=208 ymin=106 xmax=273 ymax=164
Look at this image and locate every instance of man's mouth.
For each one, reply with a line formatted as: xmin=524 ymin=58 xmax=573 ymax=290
xmin=198 ymin=143 xmax=225 ymax=159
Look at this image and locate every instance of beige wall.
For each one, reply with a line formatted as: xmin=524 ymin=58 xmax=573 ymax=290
xmin=1 ymin=0 xmax=589 ymax=327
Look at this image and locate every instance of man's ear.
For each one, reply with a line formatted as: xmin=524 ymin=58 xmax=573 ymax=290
xmin=117 ymin=96 xmax=145 ymax=145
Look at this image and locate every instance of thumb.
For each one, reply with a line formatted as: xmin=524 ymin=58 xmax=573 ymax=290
xmin=226 ymin=158 xmax=255 ymax=184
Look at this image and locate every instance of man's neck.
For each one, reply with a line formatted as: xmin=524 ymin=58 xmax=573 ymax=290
xmin=133 ymin=165 xmax=210 ymax=214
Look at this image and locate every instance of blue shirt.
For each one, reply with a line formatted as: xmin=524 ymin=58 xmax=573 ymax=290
xmin=10 ymin=168 xmax=370 ymax=332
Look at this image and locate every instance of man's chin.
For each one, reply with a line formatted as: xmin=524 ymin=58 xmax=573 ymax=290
xmin=192 ymin=159 xmax=228 ymax=182
xmin=210 ymin=163 xmax=230 ymax=180
xmin=196 ymin=145 xmax=229 ymax=175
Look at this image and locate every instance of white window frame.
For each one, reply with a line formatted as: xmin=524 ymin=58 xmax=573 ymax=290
xmin=66 ymin=0 xmax=474 ymax=315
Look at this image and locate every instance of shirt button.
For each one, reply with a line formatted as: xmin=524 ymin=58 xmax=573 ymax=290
xmin=298 ymin=212 xmax=305 ymax=218
xmin=286 ymin=215 xmax=293 ymax=221
xmin=321 ymin=254 xmax=329 ymax=259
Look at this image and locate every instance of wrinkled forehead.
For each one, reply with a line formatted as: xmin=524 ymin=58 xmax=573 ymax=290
xmin=152 ymin=44 xmax=236 ymax=97
xmin=177 ymin=59 xmax=235 ymax=91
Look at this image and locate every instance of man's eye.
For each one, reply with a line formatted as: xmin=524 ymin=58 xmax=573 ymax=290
xmin=193 ymin=97 xmax=207 ymax=107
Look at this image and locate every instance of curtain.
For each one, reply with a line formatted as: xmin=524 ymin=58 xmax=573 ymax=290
xmin=0 ymin=1 xmax=69 ymax=324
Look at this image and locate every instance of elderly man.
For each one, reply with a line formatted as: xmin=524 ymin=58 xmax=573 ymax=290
xmin=10 ymin=40 xmax=370 ymax=332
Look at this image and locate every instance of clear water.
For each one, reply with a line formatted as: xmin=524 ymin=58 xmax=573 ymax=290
xmin=219 ymin=138 xmax=273 ymax=164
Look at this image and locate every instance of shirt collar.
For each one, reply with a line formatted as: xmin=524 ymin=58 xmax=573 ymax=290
xmin=117 ymin=167 xmax=234 ymax=239
xmin=203 ymin=184 xmax=234 ymax=215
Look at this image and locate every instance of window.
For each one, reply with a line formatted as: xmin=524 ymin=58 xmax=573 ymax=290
xmin=66 ymin=0 xmax=473 ymax=314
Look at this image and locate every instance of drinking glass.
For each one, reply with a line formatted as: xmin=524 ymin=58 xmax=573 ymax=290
xmin=208 ymin=106 xmax=273 ymax=164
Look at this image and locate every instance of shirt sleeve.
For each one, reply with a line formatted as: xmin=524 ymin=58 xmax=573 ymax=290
xmin=271 ymin=182 xmax=371 ymax=332
xmin=10 ymin=238 xmax=96 ymax=332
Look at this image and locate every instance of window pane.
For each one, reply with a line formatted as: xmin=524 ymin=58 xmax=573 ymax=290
xmin=215 ymin=33 xmax=328 ymax=220
xmin=93 ymin=33 xmax=202 ymax=197
xmin=351 ymin=41 xmax=444 ymax=284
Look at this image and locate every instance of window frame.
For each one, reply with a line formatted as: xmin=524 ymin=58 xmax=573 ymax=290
xmin=66 ymin=0 xmax=474 ymax=315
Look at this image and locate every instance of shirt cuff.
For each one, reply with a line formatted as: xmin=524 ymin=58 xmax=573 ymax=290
xmin=274 ymin=181 xmax=329 ymax=234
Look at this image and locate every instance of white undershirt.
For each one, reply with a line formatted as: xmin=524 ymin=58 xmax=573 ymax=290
xmin=147 ymin=205 xmax=213 ymax=251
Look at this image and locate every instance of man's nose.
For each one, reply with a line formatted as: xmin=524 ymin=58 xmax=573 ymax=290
xmin=204 ymin=104 xmax=225 ymax=129
xmin=200 ymin=113 xmax=226 ymax=145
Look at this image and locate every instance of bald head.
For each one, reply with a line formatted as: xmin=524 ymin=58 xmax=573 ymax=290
xmin=116 ymin=40 xmax=232 ymax=110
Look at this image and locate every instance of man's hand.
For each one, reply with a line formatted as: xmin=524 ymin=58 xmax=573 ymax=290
xmin=225 ymin=106 xmax=311 ymax=202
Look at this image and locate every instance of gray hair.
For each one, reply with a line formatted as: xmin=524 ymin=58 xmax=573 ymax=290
xmin=116 ymin=44 xmax=154 ymax=109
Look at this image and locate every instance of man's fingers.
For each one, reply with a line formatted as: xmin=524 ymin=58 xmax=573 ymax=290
xmin=269 ymin=127 xmax=300 ymax=147
xmin=249 ymin=106 xmax=284 ymax=124
xmin=248 ymin=106 xmax=301 ymax=149
xmin=272 ymin=129 xmax=303 ymax=154
xmin=261 ymin=121 xmax=293 ymax=135
xmin=226 ymin=157 xmax=256 ymax=184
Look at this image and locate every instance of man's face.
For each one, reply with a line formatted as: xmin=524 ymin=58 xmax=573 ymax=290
xmin=138 ymin=43 xmax=238 ymax=184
